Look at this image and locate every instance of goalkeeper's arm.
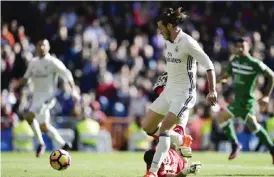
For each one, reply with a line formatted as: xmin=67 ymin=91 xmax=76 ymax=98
xmin=153 ymin=72 xmax=168 ymax=95
xmin=165 ymin=161 xmax=202 ymax=177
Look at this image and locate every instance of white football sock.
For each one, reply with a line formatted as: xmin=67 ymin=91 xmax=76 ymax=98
xmin=47 ymin=125 xmax=66 ymax=147
xmin=149 ymin=134 xmax=170 ymax=173
xmin=31 ymin=119 xmax=45 ymax=145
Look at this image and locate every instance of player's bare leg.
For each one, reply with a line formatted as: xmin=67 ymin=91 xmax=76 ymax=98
xmin=40 ymin=123 xmax=72 ymax=151
xmin=24 ymin=112 xmax=45 ymax=157
xmin=144 ymin=112 xmax=179 ymax=177
xmin=142 ymin=109 xmax=165 ymax=138
xmin=142 ymin=110 xmax=188 ymax=149
xmin=39 ymin=109 xmax=72 ymax=151
xmin=246 ymin=114 xmax=274 ymax=164
xmin=217 ymin=109 xmax=242 ymax=160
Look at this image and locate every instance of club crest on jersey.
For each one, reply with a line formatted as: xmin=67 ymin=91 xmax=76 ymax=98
xmin=175 ymin=46 xmax=179 ymax=52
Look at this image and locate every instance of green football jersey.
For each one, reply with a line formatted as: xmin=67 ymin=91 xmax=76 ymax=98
xmin=226 ymin=55 xmax=268 ymax=106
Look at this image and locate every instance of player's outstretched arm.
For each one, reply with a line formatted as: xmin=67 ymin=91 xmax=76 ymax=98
xmin=186 ymin=39 xmax=217 ymax=106
xmin=165 ymin=161 xmax=202 ymax=177
xmin=206 ymin=69 xmax=217 ymax=104
xmin=53 ymin=58 xmax=80 ymax=101
xmin=263 ymin=67 xmax=274 ymax=98
xmin=259 ymin=67 xmax=274 ymax=108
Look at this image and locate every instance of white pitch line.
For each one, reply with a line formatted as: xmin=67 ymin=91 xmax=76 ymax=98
xmin=205 ymin=164 xmax=274 ymax=170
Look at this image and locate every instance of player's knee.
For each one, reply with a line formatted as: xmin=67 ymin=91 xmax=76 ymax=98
xmin=142 ymin=124 xmax=157 ymax=136
xmin=246 ymin=116 xmax=260 ymax=132
xmin=141 ymin=116 xmax=159 ymax=135
xmin=217 ymin=110 xmax=232 ymax=124
xmin=141 ymin=119 xmax=151 ymax=134
xmin=159 ymin=112 xmax=179 ymax=134
xmin=40 ymin=123 xmax=48 ymax=132
xmin=24 ymin=112 xmax=35 ymax=124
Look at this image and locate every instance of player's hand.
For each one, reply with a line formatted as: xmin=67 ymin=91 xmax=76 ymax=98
xmin=188 ymin=161 xmax=202 ymax=175
xmin=72 ymin=89 xmax=80 ymax=102
xmin=177 ymin=146 xmax=192 ymax=162
xmin=258 ymin=96 xmax=269 ymax=111
xmin=206 ymin=90 xmax=218 ymax=106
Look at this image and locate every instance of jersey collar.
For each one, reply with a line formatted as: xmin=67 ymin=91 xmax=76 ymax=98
xmin=39 ymin=53 xmax=50 ymax=59
xmin=173 ymin=29 xmax=183 ymax=44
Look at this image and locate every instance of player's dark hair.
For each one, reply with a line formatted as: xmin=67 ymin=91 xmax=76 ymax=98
xmin=236 ymin=37 xmax=246 ymax=43
xmin=143 ymin=149 xmax=155 ymax=166
xmin=160 ymin=7 xmax=187 ymax=27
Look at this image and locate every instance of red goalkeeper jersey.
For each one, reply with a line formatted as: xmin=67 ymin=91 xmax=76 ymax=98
xmin=147 ymin=148 xmax=186 ymax=177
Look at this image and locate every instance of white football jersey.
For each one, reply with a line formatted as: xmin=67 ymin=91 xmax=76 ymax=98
xmin=24 ymin=54 xmax=73 ymax=96
xmin=164 ymin=30 xmax=214 ymax=95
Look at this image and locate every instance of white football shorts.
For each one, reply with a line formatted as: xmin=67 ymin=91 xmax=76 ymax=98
xmin=29 ymin=93 xmax=56 ymax=124
xmin=149 ymin=88 xmax=196 ymax=128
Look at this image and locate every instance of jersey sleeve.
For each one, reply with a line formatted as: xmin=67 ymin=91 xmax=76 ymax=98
xmin=23 ymin=61 xmax=32 ymax=79
xmin=52 ymin=58 xmax=73 ymax=83
xmin=186 ymin=40 xmax=214 ymax=71
xmin=254 ymin=60 xmax=268 ymax=74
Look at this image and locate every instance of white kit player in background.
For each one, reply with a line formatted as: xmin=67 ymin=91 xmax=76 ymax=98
xmin=12 ymin=39 xmax=80 ymax=157
xmin=143 ymin=7 xmax=217 ymax=177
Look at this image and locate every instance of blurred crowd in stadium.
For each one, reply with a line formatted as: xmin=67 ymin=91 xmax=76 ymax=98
xmin=1 ymin=1 xmax=274 ymax=151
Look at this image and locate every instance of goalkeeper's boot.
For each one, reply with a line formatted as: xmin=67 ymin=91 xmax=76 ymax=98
xmin=62 ymin=142 xmax=72 ymax=151
xmin=143 ymin=171 xmax=157 ymax=177
xmin=36 ymin=144 xmax=46 ymax=157
xmin=228 ymin=143 xmax=242 ymax=160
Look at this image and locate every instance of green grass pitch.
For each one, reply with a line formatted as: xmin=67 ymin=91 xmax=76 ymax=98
xmin=1 ymin=152 xmax=274 ymax=177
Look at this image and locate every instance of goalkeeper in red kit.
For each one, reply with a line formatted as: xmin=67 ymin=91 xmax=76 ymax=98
xmin=144 ymin=125 xmax=201 ymax=177
xmin=144 ymin=147 xmax=201 ymax=177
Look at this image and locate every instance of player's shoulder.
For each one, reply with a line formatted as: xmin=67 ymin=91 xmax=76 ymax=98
xmin=46 ymin=54 xmax=59 ymax=61
xmin=180 ymin=31 xmax=200 ymax=47
xmin=47 ymin=55 xmax=62 ymax=64
xmin=29 ymin=56 xmax=39 ymax=62
xmin=27 ymin=56 xmax=39 ymax=66
xmin=247 ymin=56 xmax=265 ymax=68
xmin=248 ymin=56 xmax=261 ymax=63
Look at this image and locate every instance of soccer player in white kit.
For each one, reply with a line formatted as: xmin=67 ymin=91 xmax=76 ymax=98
xmin=13 ymin=39 xmax=79 ymax=157
xmin=142 ymin=7 xmax=217 ymax=177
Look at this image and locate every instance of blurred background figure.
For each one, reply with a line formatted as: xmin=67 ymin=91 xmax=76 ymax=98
xmin=12 ymin=117 xmax=34 ymax=152
xmin=76 ymin=114 xmax=100 ymax=152
xmin=126 ymin=115 xmax=152 ymax=151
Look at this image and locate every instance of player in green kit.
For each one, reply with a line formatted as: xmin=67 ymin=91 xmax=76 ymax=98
xmin=217 ymin=37 xmax=274 ymax=163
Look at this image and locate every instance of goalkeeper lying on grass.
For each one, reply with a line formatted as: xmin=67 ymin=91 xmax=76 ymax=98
xmin=144 ymin=125 xmax=201 ymax=177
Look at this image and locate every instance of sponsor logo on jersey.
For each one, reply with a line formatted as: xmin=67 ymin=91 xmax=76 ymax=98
xmin=166 ymin=52 xmax=182 ymax=63
xmin=166 ymin=57 xmax=182 ymax=63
